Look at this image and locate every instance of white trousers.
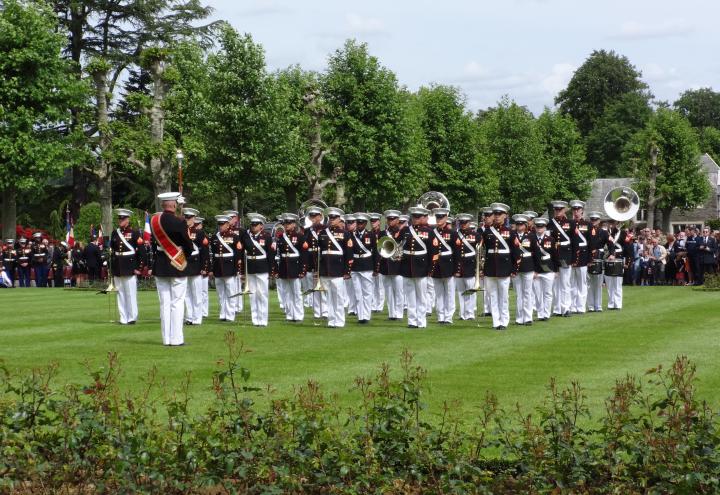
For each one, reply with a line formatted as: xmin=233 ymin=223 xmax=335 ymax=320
xmin=277 ymin=275 xmax=285 ymax=310
xmin=553 ymin=266 xmax=572 ymax=315
xmin=114 ymin=275 xmax=138 ymax=324
xmin=278 ymin=278 xmax=304 ymax=321
xmin=351 ymin=271 xmax=374 ymax=321
xmin=605 ymin=275 xmax=623 ymax=309
xmin=215 ymin=276 xmax=237 ymax=321
xmin=456 ymin=277 xmax=477 ymax=320
xmin=483 ymin=284 xmax=491 ymax=315
xmin=486 ymin=277 xmax=510 ymax=328
xmin=570 ymin=266 xmax=588 ymax=313
xmin=307 ymin=273 xmax=328 ymax=318
xmin=302 ymin=274 xmax=313 ymax=307
xmin=185 ymin=275 xmax=203 ymax=324
xmin=155 ymin=276 xmax=186 ymax=346
xmin=434 ymin=277 xmax=455 ymax=323
xmin=248 ymin=272 xmax=269 ymax=326
xmin=534 ymin=272 xmax=555 ymax=319
xmin=201 ymin=276 xmax=209 ymax=317
xmin=322 ymin=276 xmax=346 ymax=327
xmin=373 ymin=273 xmax=385 ymax=311
xmin=587 ymin=273 xmax=603 ymax=311
xmin=383 ymin=274 xmax=404 ymax=319
xmin=426 ymin=277 xmax=435 ymax=313
xmin=344 ymin=277 xmax=356 ymax=314
xmin=232 ymin=274 xmax=243 ymax=312
xmin=404 ymin=277 xmax=428 ymax=328
xmin=514 ymin=272 xmax=534 ymax=324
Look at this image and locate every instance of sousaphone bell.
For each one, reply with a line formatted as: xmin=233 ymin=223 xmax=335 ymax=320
xmin=604 ymin=186 xmax=640 ymax=222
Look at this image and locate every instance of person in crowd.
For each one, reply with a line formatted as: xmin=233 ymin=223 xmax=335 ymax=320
xmin=664 ymin=233 xmax=677 ymax=284
xmin=72 ymin=241 xmax=87 ymax=286
xmin=84 ymin=237 xmax=102 ymax=283
xmin=0 ymin=261 xmax=13 ymax=288
xmin=698 ymin=226 xmax=718 ymax=283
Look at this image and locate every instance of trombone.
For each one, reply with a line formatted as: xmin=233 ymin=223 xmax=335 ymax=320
xmin=302 ymin=239 xmax=326 ymax=295
xmin=461 ymin=243 xmax=485 ymax=295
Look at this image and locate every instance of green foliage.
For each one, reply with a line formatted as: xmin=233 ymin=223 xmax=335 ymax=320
xmin=696 ymin=126 xmax=720 ymax=162
xmin=74 ymin=202 xmax=102 ymax=244
xmin=0 ymin=0 xmax=89 ymax=192
xmin=674 ymin=87 xmax=720 ymax=129
xmin=415 ymin=84 xmax=498 ymax=212
xmin=536 ymin=108 xmax=595 ymax=201
xmin=2 ymin=336 xmax=720 ymax=493
xmin=478 ymin=97 xmax=551 ymax=212
xmin=623 ymin=108 xmax=711 ymax=212
xmin=323 ymin=39 xmax=429 ymax=209
xmin=556 ymin=49 xmax=650 ymax=136
xmin=585 ymin=92 xmax=653 ymax=176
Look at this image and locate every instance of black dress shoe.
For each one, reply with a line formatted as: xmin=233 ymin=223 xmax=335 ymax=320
xmin=483 ymin=312 xmax=492 ymax=317
xmin=562 ymin=312 xmax=571 ymax=317
xmin=524 ymin=321 xmax=533 ymax=326
xmin=358 ymin=319 xmax=369 ymax=324
xmin=185 ymin=321 xmax=193 ymax=325
xmin=388 ymin=317 xmax=398 ymax=321
xmin=219 ymin=318 xmax=227 ymax=322
xmin=128 ymin=320 xmax=136 ymax=325
xmin=497 ymin=325 xmax=506 ymax=330
xmin=408 ymin=324 xmax=418 ymax=328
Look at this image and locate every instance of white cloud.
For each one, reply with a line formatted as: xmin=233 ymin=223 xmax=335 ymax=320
xmin=346 ymin=13 xmax=387 ymax=35
xmin=232 ymin=0 xmax=291 ymax=17
xmin=540 ymin=63 xmax=576 ymax=95
xmin=612 ymin=19 xmax=693 ymax=40
xmin=463 ymin=61 xmax=490 ymax=78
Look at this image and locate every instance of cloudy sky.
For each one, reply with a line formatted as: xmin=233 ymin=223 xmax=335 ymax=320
xmin=208 ymin=0 xmax=718 ymax=113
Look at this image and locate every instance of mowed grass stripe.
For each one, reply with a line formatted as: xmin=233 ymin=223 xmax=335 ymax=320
xmin=0 ymin=286 xmax=718 ymax=419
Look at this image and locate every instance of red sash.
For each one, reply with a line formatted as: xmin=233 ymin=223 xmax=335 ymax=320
xmin=151 ymin=213 xmax=187 ymax=271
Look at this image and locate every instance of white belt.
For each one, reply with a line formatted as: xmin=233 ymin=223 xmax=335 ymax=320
xmin=33 ymin=254 xmax=46 ymax=258
xmin=216 ymin=252 xmax=234 ymax=258
xmin=403 ymin=250 xmax=426 ymax=256
xmin=247 ymin=255 xmax=266 ymax=260
xmin=559 ymin=241 xmax=570 ymax=246
xmin=3 ymin=258 xmax=12 ymax=262
xmin=440 ymin=252 xmax=452 ymax=257
xmin=280 ymin=253 xmax=300 ymax=258
xmin=353 ymin=253 xmax=372 ymax=259
xmin=520 ymin=252 xmax=532 ymax=258
xmin=487 ymin=249 xmax=510 ymax=254
xmin=462 ymin=252 xmax=475 ymax=258
xmin=322 ymin=250 xmax=343 ymax=256
xmin=114 ymin=251 xmax=134 ymax=257
xmin=542 ymin=254 xmax=551 ymax=260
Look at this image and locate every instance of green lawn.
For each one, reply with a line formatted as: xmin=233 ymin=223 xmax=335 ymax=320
xmin=1 ymin=286 xmax=719 ymax=420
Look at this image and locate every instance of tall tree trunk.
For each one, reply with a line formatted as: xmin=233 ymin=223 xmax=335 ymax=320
xmin=92 ymin=68 xmax=113 ymax=238
xmin=335 ymin=180 xmax=346 ymax=208
xmin=304 ymin=89 xmax=335 ymax=201
xmin=1 ymin=186 xmax=17 ymax=240
xmin=646 ymin=145 xmax=659 ymax=229
xmin=68 ymin=4 xmax=89 ymax=220
xmin=148 ymin=57 xmax=170 ymax=210
xmin=284 ymin=186 xmax=297 ymax=211
xmin=661 ymin=206 xmax=673 ymax=233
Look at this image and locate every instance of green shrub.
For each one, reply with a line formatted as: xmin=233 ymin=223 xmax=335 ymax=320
xmin=1 ymin=334 xmax=720 ymax=493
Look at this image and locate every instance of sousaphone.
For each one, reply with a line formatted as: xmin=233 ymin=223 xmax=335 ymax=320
xmin=604 ymin=186 xmax=640 ymax=222
xmin=418 ymin=191 xmax=450 ymax=226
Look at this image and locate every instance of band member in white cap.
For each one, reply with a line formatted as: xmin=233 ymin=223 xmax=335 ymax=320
xmin=110 ymin=208 xmax=146 ymax=325
xmin=318 ymin=208 xmax=353 ymax=328
xmin=274 ymin=213 xmax=306 ymax=322
xmin=182 ymin=208 xmax=207 ymax=326
xmin=431 ymin=207 xmax=455 ymax=324
xmin=452 ymin=213 xmax=479 ymax=320
xmin=511 ymin=214 xmax=534 ymax=326
xmin=303 ymin=206 xmax=327 ymax=319
xmin=193 ymin=217 xmax=210 ymax=317
xmin=479 ymin=207 xmax=494 ymax=317
xmin=480 ymin=203 xmax=513 ymax=330
xmin=569 ymin=200 xmax=590 ymax=314
xmin=548 ymin=200 xmax=574 ymax=317
xmin=350 ymin=213 xmax=378 ymax=324
xmin=605 ymin=219 xmax=629 ymax=310
xmin=368 ymin=212 xmax=385 ymax=312
xmin=343 ymin=213 xmax=358 ymax=316
xmin=150 ymin=192 xmax=194 ymax=346
xmin=399 ymin=206 xmax=438 ymax=328
xmin=530 ymin=217 xmax=557 ymax=321
xmin=210 ymin=215 xmax=241 ymax=322
xmin=379 ymin=210 xmax=404 ymax=320
xmin=586 ymin=211 xmax=609 ymax=312
xmin=242 ymin=213 xmax=274 ymax=326
xmin=224 ymin=210 xmax=244 ymax=314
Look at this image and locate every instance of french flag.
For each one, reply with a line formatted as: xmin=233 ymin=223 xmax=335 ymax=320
xmin=65 ymin=209 xmax=75 ymax=248
xmin=144 ymin=211 xmax=152 ymax=243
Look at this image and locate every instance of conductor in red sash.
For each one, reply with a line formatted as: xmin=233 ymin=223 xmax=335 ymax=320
xmin=149 ymin=192 xmax=194 ymax=346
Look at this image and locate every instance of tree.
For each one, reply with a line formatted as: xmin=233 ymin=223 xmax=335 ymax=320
xmin=623 ymin=108 xmax=710 ymax=231
xmin=556 ymin=50 xmax=650 ymax=136
xmin=0 ymin=0 xmax=88 ymax=239
xmin=414 ymin=85 xmax=497 ymax=213
xmin=584 ymin=92 xmax=652 ymax=177
xmin=536 ymin=109 xmax=595 ymax=201
xmin=674 ymin=88 xmax=720 ymax=129
xmin=322 ymin=39 xmax=429 ymax=209
xmin=478 ymin=98 xmax=551 ymax=212
xmin=696 ymin=126 xmax=720 ymax=162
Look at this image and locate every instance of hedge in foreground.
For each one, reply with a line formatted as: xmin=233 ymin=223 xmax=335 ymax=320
xmin=1 ymin=332 xmax=719 ymax=494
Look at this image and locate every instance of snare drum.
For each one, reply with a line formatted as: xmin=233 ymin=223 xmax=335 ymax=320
xmin=604 ymin=259 xmax=624 ymax=277
xmin=588 ymin=259 xmax=604 ymax=275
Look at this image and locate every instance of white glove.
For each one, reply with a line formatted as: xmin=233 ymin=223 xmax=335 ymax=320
xmin=177 ymin=195 xmax=186 ymax=205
